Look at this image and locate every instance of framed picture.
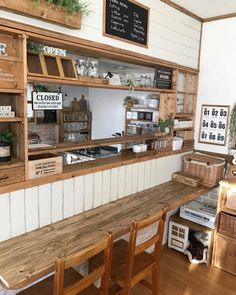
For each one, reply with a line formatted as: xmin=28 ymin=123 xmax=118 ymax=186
xmin=199 ymin=104 xmax=230 ymax=146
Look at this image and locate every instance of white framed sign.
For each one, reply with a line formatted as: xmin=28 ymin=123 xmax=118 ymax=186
xmin=199 ymin=104 xmax=230 ymax=146
xmin=32 ymin=92 xmax=63 ymax=110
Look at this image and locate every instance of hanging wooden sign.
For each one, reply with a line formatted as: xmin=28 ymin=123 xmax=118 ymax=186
xmin=104 ymin=0 xmax=149 ymax=47
xmin=199 ymin=104 xmax=229 ymax=146
xmin=155 ymin=66 xmax=173 ymax=89
xmin=32 ymin=92 xmax=63 ymax=110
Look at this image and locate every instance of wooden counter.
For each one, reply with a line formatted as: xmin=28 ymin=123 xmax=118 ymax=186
xmin=0 ymin=180 xmax=207 ymax=290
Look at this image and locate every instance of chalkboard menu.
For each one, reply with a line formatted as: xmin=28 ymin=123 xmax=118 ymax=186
xmin=199 ymin=105 xmax=229 ymax=146
xmin=154 ymin=66 xmax=173 ymax=89
xmin=104 ymin=0 xmax=149 ymax=47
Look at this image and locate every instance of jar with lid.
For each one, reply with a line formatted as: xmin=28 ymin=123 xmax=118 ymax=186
xmin=76 ymin=59 xmax=87 ymax=76
xmin=87 ymin=59 xmax=99 ymax=77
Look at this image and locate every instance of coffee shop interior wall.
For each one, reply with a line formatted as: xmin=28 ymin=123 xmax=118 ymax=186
xmin=195 ymin=18 xmax=236 ymax=154
xmin=0 ymin=0 xmax=201 ymax=69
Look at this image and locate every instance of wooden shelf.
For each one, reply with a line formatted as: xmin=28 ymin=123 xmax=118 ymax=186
xmin=174 ymin=127 xmax=193 ymax=131
xmin=64 ymin=129 xmax=89 ymax=133
xmin=221 ymin=206 xmax=236 ymax=216
xmin=175 ymin=113 xmax=194 ymax=118
xmin=0 ymin=89 xmax=24 ymax=94
xmin=0 ymin=117 xmax=24 ymax=123
xmin=28 ymin=134 xmax=170 ymax=156
xmin=0 ymin=56 xmax=23 ymax=63
xmin=127 ymin=106 xmax=159 ymax=111
xmin=0 ymin=159 xmax=24 ymax=169
xmin=126 ymin=119 xmax=156 ymax=123
xmin=28 ymin=75 xmax=175 ymax=93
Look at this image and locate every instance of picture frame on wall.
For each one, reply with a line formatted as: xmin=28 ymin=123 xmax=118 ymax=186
xmin=199 ymin=104 xmax=230 ymax=146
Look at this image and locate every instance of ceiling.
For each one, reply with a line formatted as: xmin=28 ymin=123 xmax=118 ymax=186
xmin=171 ymin=0 xmax=236 ymax=19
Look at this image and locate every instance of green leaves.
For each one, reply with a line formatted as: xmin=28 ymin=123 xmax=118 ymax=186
xmin=0 ymin=131 xmax=14 ymax=144
xmin=31 ymin=0 xmax=89 ymax=15
xmin=229 ymin=103 xmax=236 ymax=144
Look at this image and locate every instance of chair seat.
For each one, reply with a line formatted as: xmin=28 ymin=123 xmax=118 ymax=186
xmin=91 ymin=239 xmax=155 ymax=287
xmin=17 ymin=268 xmax=100 ymax=295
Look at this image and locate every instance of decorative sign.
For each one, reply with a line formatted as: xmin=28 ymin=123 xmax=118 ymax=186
xmin=199 ymin=104 xmax=229 ymax=146
xmin=43 ymin=46 xmax=66 ymax=57
xmin=32 ymin=92 xmax=63 ymax=110
xmin=155 ymin=66 xmax=172 ymax=89
xmin=104 ymin=0 xmax=149 ymax=47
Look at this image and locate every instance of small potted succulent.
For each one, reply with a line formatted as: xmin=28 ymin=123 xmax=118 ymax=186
xmin=0 ymin=131 xmax=14 ymax=162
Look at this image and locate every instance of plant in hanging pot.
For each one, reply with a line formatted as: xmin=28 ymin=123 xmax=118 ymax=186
xmin=0 ymin=131 xmax=14 ymax=162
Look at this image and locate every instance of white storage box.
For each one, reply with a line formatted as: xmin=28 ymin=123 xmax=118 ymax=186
xmin=178 ymin=120 xmax=193 ymax=128
xmin=172 ymin=137 xmax=183 ymax=150
xmin=168 ymin=221 xmax=189 ymax=252
xmin=180 ymin=200 xmax=216 ymax=229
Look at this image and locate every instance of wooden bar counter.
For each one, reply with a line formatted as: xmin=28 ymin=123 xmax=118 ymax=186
xmin=0 ymin=181 xmax=208 ymax=290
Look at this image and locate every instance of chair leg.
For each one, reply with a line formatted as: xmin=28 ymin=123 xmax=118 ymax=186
xmin=152 ymin=269 xmax=159 ymax=295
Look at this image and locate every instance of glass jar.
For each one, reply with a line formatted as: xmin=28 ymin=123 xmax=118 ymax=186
xmin=87 ymin=60 xmax=99 ymax=77
xmin=76 ymin=59 xmax=87 ymax=76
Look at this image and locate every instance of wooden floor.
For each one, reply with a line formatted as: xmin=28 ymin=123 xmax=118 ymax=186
xmin=131 ymin=247 xmax=236 ymax=295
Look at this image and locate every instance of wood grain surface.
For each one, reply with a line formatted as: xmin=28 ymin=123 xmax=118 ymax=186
xmin=0 ymin=181 xmax=207 ymax=290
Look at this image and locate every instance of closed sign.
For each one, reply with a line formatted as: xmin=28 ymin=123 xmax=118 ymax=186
xmin=32 ymin=92 xmax=63 ymax=110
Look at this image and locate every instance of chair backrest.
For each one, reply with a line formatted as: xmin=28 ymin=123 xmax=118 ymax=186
xmin=125 ymin=209 xmax=166 ymax=283
xmin=53 ymin=233 xmax=113 ymax=295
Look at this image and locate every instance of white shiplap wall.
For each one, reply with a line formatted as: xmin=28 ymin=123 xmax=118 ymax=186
xmin=0 ymin=0 xmax=201 ymax=69
xmin=0 ymin=154 xmax=183 ymax=243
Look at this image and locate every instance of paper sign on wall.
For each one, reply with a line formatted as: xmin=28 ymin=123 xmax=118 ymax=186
xmin=199 ymin=104 xmax=229 ymax=146
xmin=32 ymin=92 xmax=63 ymax=110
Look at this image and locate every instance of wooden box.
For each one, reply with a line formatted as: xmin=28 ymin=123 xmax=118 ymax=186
xmin=0 ymin=60 xmax=24 ymax=89
xmin=183 ymin=153 xmax=225 ymax=187
xmin=219 ymin=211 xmax=236 ymax=239
xmin=214 ymin=235 xmax=236 ymax=275
xmin=227 ymin=164 xmax=236 ymax=179
xmin=0 ymin=0 xmax=81 ymax=29
xmin=0 ymin=165 xmax=25 ymax=186
xmin=28 ymin=153 xmax=62 ymax=179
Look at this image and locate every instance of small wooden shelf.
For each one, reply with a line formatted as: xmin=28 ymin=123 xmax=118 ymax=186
xmin=175 ymin=113 xmax=194 ymax=118
xmin=0 ymin=159 xmax=24 ymax=169
xmin=221 ymin=206 xmax=236 ymax=216
xmin=174 ymin=127 xmax=193 ymax=131
xmin=0 ymin=117 xmax=24 ymax=123
xmin=64 ymin=129 xmax=89 ymax=133
xmin=126 ymin=119 xmax=156 ymax=123
xmin=0 ymin=89 xmax=24 ymax=94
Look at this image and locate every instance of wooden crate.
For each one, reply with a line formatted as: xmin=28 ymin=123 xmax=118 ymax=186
xmin=183 ymin=153 xmax=225 ymax=187
xmin=0 ymin=165 xmax=25 ymax=186
xmin=172 ymin=172 xmax=201 ymax=187
xmin=0 ymin=0 xmax=81 ymax=29
xmin=28 ymin=153 xmax=62 ymax=179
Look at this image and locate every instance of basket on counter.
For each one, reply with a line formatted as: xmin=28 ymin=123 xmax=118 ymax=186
xmin=183 ymin=153 xmax=225 ymax=187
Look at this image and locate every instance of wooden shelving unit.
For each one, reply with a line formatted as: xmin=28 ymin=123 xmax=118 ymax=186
xmin=213 ymin=180 xmax=236 ymax=275
xmin=59 ymin=110 xmax=92 ymax=143
xmin=0 ymin=28 xmax=28 ymax=186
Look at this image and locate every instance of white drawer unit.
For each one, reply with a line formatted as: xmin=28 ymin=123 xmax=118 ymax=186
xmin=168 ymin=221 xmax=189 ymax=253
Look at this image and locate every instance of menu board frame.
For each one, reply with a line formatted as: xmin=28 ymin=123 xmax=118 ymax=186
xmin=199 ymin=104 xmax=230 ymax=146
xmin=103 ymin=0 xmax=150 ymax=48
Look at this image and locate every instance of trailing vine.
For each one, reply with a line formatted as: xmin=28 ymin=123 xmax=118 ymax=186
xmin=229 ymin=103 xmax=236 ymax=147
xmin=31 ymin=0 xmax=89 ymax=16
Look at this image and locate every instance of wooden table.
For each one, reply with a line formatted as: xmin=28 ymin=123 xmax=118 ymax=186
xmin=0 ymin=181 xmax=207 ymax=290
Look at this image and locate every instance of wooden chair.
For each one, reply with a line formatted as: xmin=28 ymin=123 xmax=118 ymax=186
xmin=18 ymin=233 xmax=113 ymax=295
xmin=90 ymin=210 xmax=166 ymax=295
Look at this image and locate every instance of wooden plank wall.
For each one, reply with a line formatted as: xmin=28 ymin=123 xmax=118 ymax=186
xmin=0 ymin=154 xmax=184 ymax=243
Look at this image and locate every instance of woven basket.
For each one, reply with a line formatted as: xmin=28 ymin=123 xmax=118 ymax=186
xmin=183 ymin=153 xmax=225 ymax=187
xmin=219 ymin=212 xmax=236 ymax=239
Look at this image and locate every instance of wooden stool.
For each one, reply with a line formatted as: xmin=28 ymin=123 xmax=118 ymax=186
xmin=18 ymin=233 xmax=113 ymax=295
xmin=90 ymin=210 xmax=166 ymax=295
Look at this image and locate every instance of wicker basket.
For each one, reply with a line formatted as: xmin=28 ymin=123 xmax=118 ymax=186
xmin=219 ymin=211 xmax=236 ymax=239
xmin=183 ymin=153 xmax=225 ymax=187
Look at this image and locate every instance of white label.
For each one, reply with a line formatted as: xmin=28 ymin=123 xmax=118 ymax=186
xmin=0 ymin=43 xmax=7 ymax=56
xmin=32 ymin=92 xmax=63 ymax=110
xmin=0 ymin=146 xmax=10 ymax=157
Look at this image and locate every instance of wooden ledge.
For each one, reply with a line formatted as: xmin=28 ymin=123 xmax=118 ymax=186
xmin=0 ymin=147 xmax=193 ymax=195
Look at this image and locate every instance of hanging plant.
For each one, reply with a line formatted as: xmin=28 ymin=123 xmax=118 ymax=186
xmin=229 ymin=103 xmax=236 ymax=147
xmin=27 ymin=41 xmax=44 ymax=54
xmin=31 ymin=0 xmax=89 ymax=16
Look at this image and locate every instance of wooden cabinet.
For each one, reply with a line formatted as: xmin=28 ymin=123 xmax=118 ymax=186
xmin=214 ymin=235 xmax=236 ymax=275
xmin=213 ymin=180 xmax=236 ymax=275
xmin=0 ymin=28 xmax=27 ymax=185
xmin=174 ymin=71 xmax=198 ymax=148
xmin=59 ymin=111 xmax=92 ymax=143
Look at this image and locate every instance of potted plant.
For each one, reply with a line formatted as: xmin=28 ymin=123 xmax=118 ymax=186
xmin=229 ymin=103 xmax=236 ymax=149
xmin=0 ymin=131 xmax=14 ymax=162
xmin=123 ymin=96 xmax=136 ymax=108
xmin=0 ymin=0 xmax=89 ymax=29
xmin=157 ymin=113 xmax=174 ymax=134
